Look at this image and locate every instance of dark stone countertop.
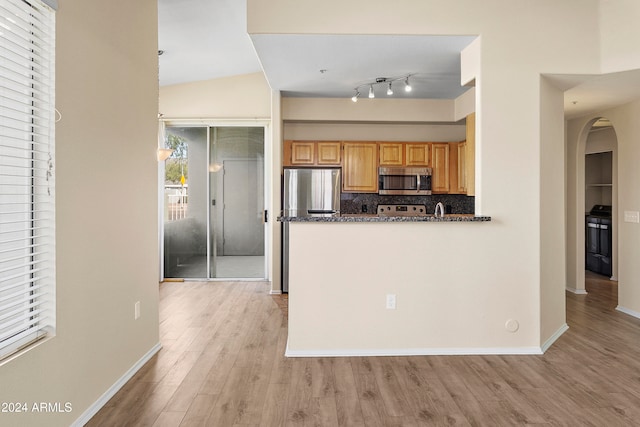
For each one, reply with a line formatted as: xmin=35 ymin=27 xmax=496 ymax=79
xmin=278 ymin=214 xmax=491 ymax=222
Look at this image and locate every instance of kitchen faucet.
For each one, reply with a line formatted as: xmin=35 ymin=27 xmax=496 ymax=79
xmin=434 ymin=202 xmax=445 ymax=218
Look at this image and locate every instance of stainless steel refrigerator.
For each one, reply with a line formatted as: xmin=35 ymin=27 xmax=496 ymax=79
xmin=282 ymin=167 xmax=341 ymax=292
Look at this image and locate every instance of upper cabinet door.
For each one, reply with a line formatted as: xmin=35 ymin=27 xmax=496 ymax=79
xmin=456 ymin=141 xmax=467 ymax=194
xmin=342 ymin=142 xmax=378 ymax=193
xmin=431 ymin=143 xmax=450 ymax=193
xmin=317 ymin=142 xmax=341 ymax=165
xmin=290 ymin=141 xmax=315 ymax=165
xmin=406 ymin=143 xmax=430 ymax=166
xmin=379 ymin=143 xmax=404 ymax=166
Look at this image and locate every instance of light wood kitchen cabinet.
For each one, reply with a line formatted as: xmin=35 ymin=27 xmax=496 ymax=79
xmin=283 ymin=140 xmax=341 ymax=166
xmin=290 ymin=141 xmax=315 ymax=165
xmin=405 ymin=143 xmax=430 ymax=166
xmin=431 ymin=143 xmax=450 ymax=193
xmin=379 ymin=143 xmax=404 ymax=166
xmin=317 ymin=142 xmax=341 ymax=165
xmin=342 ymin=142 xmax=378 ymax=193
xmin=379 ymin=142 xmax=430 ymax=167
xmin=466 ymin=113 xmax=475 ymax=196
xmin=449 ymin=141 xmax=467 ymax=194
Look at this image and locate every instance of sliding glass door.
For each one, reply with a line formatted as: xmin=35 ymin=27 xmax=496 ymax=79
xmin=162 ymin=125 xmax=265 ymax=280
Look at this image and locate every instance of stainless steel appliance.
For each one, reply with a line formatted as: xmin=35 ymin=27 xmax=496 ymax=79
xmin=586 ymin=204 xmax=612 ymax=277
xmin=282 ymin=167 xmax=341 ymax=292
xmin=377 ymin=204 xmax=428 ymax=217
xmin=378 ymin=166 xmax=432 ymax=195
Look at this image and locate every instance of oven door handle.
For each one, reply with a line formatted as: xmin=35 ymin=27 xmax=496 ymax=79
xmin=416 ymin=174 xmax=421 ymax=193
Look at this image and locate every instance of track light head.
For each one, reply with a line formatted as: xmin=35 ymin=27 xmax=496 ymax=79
xmin=404 ymin=77 xmax=412 ymax=92
xmin=387 ymin=82 xmax=393 ymax=96
xmin=351 ymin=91 xmax=359 ymax=102
xmin=368 ymin=85 xmax=375 ymax=98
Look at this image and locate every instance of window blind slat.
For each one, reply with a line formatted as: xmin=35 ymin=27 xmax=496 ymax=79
xmin=0 ymin=274 xmax=51 ymax=294
xmin=0 ymin=329 xmax=45 ymax=360
xmin=0 ymin=311 xmax=46 ymax=342
xmin=0 ymin=297 xmax=48 ymax=324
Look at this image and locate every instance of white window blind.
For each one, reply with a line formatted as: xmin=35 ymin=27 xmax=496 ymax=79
xmin=0 ymin=0 xmax=56 ymax=361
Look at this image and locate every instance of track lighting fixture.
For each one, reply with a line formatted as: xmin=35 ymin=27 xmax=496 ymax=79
xmin=350 ymin=74 xmax=414 ymax=102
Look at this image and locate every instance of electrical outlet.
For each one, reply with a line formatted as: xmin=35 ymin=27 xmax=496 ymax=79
xmin=386 ymin=294 xmax=396 ymax=310
xmin=134 ymin=301 xmax=141 ymax=320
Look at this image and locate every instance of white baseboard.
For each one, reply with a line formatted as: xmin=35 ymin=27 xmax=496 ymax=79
xmin=616 ymin=305 xmax=640 ymax=319
xmin=285 ymin=345 xmax=543 ymax=357
xmin=72 ymin=342 xmax=162 ymax=427
xmin=269 ymin=289 xmax=282 ymax=295
xmin=541 ymin=323 xmax=569 ymax=353
xmin=566 ymin=287 xmax=588 ymax=295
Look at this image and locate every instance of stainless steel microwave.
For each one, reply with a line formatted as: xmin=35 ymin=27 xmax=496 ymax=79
xmin=378 ymin=166 xmax=432 ymax=195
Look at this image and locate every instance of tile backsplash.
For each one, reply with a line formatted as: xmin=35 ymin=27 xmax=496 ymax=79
xmin=340 ymin=193 xmax=475 ymax=215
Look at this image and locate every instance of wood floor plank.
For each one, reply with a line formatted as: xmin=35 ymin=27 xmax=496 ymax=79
xmin=178 ymin=393 xmax=218 ymax=427
xmin=350 ymin=359 xmax=388 ymax=427
xmin=305 ymin=397 xmax=340 ymax=427
xmin=284 ymin=359 xmax=314 ymax=426
xmin=152 ymin=411 xmax=185 ymax=427
xmin=331 ymin=358 xmax=365 ymax=427
xmin=259 ymin=381 xmax=289 ymax=427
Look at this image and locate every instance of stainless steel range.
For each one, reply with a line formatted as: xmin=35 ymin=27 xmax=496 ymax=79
xmin=377 ymin=204 xmax=428 ymax=217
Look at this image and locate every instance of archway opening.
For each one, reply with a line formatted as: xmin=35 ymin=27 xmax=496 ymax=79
xmin=572 ymin=116 xmax=618 ymax=297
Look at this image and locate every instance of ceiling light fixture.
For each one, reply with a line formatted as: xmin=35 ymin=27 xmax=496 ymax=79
xmin=404 ymin=77 xmax=412 ymax=92
xmin=350 ymin=74 xmax=414 ymax=102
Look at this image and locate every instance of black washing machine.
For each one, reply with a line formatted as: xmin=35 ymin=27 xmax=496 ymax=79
xmin=586 ymin=205 xmax=612 ymax=277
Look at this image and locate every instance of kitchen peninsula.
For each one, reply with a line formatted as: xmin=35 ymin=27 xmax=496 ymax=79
xmin=281 ymin=211 xmax=495 ymax=358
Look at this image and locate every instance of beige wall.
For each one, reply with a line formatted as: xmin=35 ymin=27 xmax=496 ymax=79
xmin=539 ymin=76 xmax=567 ymax=346
xmin=159 ymin=72 xmax=271 ymax=119
xmin=283 ymin=98 xmax=456 ymax=122
xmin=586 ymin=127 xmax=617 ymax=154
xmin=249 ymin=0 xmax=604 ymax=353
xmin=0 ymin=1 xmax=160 ymax=425
xmin=599 ymin=0 xmax=640 ymax=73
xmin=567 ymin=100 xmax=640 ymax=312
xmin=284 ymin=123 xmax=465 ymax=142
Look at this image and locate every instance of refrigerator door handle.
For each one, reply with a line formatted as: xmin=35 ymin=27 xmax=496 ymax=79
xmin=307 ymin=209 xmax=338 ymax=215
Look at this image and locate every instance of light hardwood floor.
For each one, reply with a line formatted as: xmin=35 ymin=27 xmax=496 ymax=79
xmin=88 ymin=273 xmax=640 ymax=426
